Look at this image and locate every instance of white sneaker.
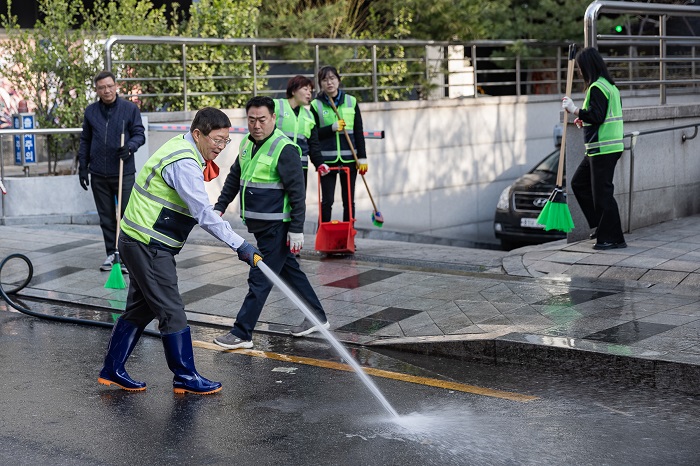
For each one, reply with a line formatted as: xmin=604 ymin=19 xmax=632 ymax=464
xmin=213 ymin=332 xmax=253 ymax=349
xmin=100 ymin=254 xmax=115 ymax=272
xmin=290 ymin=319 xmax=330 ymax=337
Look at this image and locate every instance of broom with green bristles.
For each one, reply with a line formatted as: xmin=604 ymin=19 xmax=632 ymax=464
xmin=537 ymin=43 xmax=577 ymax=233
xmin=105 ymin=122 xmax=127 ymax=289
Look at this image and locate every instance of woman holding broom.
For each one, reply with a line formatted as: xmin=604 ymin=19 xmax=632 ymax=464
xmin=311 ymin=65 xmax=368 ymax=224
xmin=562 ymin=47 xmax=626 ymax=250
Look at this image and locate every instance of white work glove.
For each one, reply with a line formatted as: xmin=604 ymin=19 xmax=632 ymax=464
xmin=562 ymin=96 xmax=578 ymax=114
xmin=213 ymin=209 xmax=224 ymax=217
xmin=287 ymin=232 xmax=304 ymax=254
xmin=318 ymin=164 xmax=330 ymax=176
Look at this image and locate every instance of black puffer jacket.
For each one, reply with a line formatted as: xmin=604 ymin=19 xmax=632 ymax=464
xmin=78 ymin=97 xmax=145 ymax=177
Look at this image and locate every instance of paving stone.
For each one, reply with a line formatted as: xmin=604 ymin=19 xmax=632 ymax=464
xmin=599 ymin=266 xmax=648 ymax=281
xmin=638 ymin=269 xmax=689 ymax=286
xmin=655 ymin=259 xmax=700 ymax=273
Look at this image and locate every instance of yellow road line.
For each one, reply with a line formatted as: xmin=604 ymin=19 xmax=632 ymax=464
xmin=194 ymin=340 xmax=538 ymax=402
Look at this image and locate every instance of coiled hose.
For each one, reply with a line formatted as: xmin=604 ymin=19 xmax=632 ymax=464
xmin=0 ymin=253 xmax=158 ymax=336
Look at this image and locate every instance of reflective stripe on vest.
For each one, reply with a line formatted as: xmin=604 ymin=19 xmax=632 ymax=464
xmin=313 ymin=94 xmax=357 ymax=164
xmin=275 ymin=99 xmax=313 ymax=169
xmin=582 ymin=78 xmax=624 ymax=156
xmin=238 ymin=129 xmax=297 ymax=223
xmin=121 ymin=217 xmax=185 ymax=249
xmin=121 ymin=135 xmax=200 ymax=249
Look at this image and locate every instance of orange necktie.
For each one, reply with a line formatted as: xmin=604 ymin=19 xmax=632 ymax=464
xmin=203 ymin=160 xmax=219 ymax=182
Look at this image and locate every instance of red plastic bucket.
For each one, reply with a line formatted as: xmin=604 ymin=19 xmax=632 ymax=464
xmin=314 ymin=166 xmax=356 ymax=254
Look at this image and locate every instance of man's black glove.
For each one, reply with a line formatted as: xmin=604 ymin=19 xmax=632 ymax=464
xmin=236 ymin=241 xmax=263 ymax=267
xmin=116 ymin=146 xmax=131 ymax=161
xmin=79 ymin=167 xmax=89 ymax=191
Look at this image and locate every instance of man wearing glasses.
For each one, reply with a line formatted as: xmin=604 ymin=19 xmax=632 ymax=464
xmin=78 ymin=70 xmax=145 ymax=272
xmin=98 ymin=107 xmax=262 ymax=395
xmin=213 ymin=96 xmax=330 ymax=350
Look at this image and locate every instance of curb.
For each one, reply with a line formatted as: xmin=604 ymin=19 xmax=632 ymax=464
xmin=369 ymin=334 xmax=700 ymax=396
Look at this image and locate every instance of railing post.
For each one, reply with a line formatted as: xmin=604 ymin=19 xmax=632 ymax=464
xmin=627 ymin=132 xmax=639 ymax=233
xmin=314 ymin=45 xmax=320 ymax=95
xmin=182 ymin=44 xmax=188 ymax=112
xmin=629 ymin=45 xmax=634 ymax=92
xmin=424 ymin=45 xmax=430 ymax=100
xmin=659 ymin=14 xmax=667 ymax=105
xmin=472 ymin=44 xmax=478 ymax=98
xmin=584 ymin=1 xmax=602 ymax=48
xmin=557 ymin=46 xmax=562 ymax=93
xmin=252 ymin=44 xmax=258 ymax=97
xmin=694 ymin=46 xmax=697 ymax=91
xmin=372 ymin=45 xmax=378 ymax=102
xmin=516 ymin=54 xmax=521 ymax=97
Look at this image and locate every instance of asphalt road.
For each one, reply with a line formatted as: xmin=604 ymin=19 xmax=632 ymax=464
xmin=1 ymin=308 xmax=699 ymax=465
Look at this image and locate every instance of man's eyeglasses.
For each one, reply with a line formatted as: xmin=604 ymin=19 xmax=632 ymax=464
xmin=96 ymin=83 xmax=116 ymax=92
xmin=207 ymin=135 xmax=232 ymax=148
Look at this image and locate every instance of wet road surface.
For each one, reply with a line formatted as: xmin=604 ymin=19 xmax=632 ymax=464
xmin=1 ymin=307 xmax=699 ymax=465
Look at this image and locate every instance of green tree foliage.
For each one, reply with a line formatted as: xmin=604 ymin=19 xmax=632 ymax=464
xmin=179 ymin=0 xmax=264 ymax=110
xmin=1 ymin=0 xmax=94 ymax=173
xmin=258 ymin=0 xmax=423 ymax=101
xmin=1 ymin=0 xmax=91 ymax=130
xmin=401 ymin=0 xmax=509 ymax=41
xmin=87 ymin=0 xmax=179 ymax=112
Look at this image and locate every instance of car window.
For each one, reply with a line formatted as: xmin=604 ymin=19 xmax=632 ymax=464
xmin=531 ymin=149 xmax=560 ymax=174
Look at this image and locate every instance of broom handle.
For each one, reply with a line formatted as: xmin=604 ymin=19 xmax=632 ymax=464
xmin=326 ymin=97 xmax=380 ymax=214
xmin=115 ymin=123 xmax=125 ymax=250
xmin=557 ymin=46 xmax=576 ymax=188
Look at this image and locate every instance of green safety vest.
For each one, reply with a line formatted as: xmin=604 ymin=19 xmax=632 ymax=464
xmin=582 ymin=77 xmax=624 ymax=156
xmin=121 ymin=135 xmax=201 ymax=251
xmin=275 ymin=98 xmax=314 ymax=170
xmin=238 ymin=128 xmax=300 ymax=223
xmin=313 ymin=94 xmax=357 ymax=164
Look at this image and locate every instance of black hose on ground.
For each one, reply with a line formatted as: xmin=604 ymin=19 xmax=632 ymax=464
xmin=0 ymin=253 xmax=159 ymax=337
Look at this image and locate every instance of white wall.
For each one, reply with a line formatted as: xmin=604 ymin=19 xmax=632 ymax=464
xmin=3 ymin=95 xmax=700 ymax=247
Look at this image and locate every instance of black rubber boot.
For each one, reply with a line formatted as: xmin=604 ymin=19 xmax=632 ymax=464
xmin=162 ymin=326 xmax=222 ymax=395
xmin=98 ymin=318 xmax=146 ymax=391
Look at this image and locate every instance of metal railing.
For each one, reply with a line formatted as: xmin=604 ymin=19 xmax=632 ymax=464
xmin=104 ymin=8 xmax=700 ymax=113
xmin=621 ymin=121 xmax=700 ymax=231
xmin=103 ymin=36 xmax=579 ymax=110
xmin=585 ymin=0 xmax=700 ymax=105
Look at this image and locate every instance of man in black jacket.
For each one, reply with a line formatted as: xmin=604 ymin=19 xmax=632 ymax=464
xmin=212 ymin=96 xmax=329 ymax=350
xmin=78 ymin=70 xmax=145 ymax=271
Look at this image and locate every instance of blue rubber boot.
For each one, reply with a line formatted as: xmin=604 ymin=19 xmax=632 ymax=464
xmin=162 ymin=327 xmax=222 ymax=395
xmin=98 ymin=318 xmax=146 ymax=391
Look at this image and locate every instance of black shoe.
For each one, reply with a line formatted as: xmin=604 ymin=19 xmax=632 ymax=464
xmin=593 ymin=241 xmax=627 ymax=250
xmin=589 ymin=231 xmax=597 ymax=240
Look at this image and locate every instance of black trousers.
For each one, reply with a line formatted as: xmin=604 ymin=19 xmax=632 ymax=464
xmin=320 ymin=163 xmax=357 ymax=222
xmin=118 ymin=234 xmax=188 ymax=334
xmin=571 ymin=151 xmax=625 ymax=244
xmin=231 ymin=222 xmax=327 ymax=341
xmin=91 ymin=173 xmax=135 ymax=255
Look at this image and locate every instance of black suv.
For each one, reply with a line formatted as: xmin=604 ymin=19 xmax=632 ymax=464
xmin=493 ymin=144 xmax=567 ymax=250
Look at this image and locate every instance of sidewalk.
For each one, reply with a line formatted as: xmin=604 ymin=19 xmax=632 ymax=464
xmin=1 ymin=215 xmax=700 ymax=394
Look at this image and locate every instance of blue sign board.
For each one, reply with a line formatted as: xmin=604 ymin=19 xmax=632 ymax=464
xmin=13 ymin=113 xmax=36 ymax=165
xmin=13 ymin=116 xmax=21 ymax=165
